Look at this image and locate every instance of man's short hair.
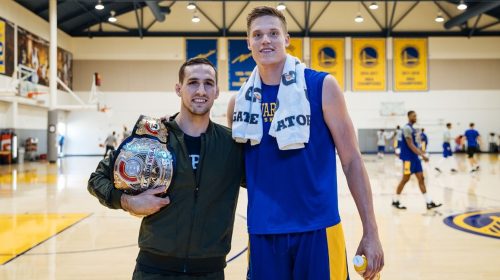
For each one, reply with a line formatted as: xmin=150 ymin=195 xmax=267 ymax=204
xmin=247 ymin=6 xmax=288 ymax=34
xmin=407 ymin=110 xmax=415 ymax=117
xmin=446 ymin=123 xmax=451 ymax=127
xmin=178 ymin=57 xmax=217 ymax=84
xmin=469 ymin=122 xmax=474 ymax=127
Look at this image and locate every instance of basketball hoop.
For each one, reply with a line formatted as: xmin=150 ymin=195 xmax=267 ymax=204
xmin=97 ymin=103 xmax=111 ymax=113
xmin=380 ymin=102 xmax=405 ymax=117
xmin=97 ymin=103 xmax=113 ymax=118
xmin=27 ymin=91 xmax=47 ymax=99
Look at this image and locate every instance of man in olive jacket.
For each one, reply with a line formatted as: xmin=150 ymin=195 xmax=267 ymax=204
xmin=88 ymin=58 xmax=244 ymax=280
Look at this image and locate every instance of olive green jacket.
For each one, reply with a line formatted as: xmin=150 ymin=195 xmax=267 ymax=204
xmin=88 ymin=117 xmax=244 ymax=273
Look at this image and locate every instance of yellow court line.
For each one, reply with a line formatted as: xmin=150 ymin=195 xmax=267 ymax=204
xmin=0 ymin=213 xmax=90 ymax=265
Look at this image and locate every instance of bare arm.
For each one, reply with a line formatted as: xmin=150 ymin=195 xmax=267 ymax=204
xmin=322 ymin=75 xmax=383 ymax=279
xmin=227 ymin=94 xmax=236 ymax=127
xmin=405 ymin=134 xmax=428 ymax=161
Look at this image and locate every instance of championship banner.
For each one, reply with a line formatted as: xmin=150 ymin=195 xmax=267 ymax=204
xmin=287 ymin=38 xmax=303 ymax=61
xmin=0 ymin=20 xmax=5 ymax=74
xmin=352 ymin=38 xmax=386 ymax=91
xmin=310 ymin=38 xmax=345 ymax=91
xmin=186 ymin=39 xmax=217 ymax=69
xmin=393 ymin=38 xmax=428 ymax=91
xmin=0 ymin=17 xmax=14 ymax=77
xmin=228 ymin=39 xmax=256 ymax=91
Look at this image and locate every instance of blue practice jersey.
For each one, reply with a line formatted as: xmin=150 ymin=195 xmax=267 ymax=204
xmin=400 ymin=123 xmax=419 ymax=160
xmin=244 ymin=69 xmax=340 ymax=234
xmin=465 ymin=129 xmax=480 ymax=147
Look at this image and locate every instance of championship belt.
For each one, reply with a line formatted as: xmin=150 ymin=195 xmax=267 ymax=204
xmin=113 ymin=115 xmax=174 ymax=195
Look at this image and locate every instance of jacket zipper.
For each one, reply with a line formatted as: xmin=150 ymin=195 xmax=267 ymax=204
xmin=183 ymin=133 xmax=205 ymax=272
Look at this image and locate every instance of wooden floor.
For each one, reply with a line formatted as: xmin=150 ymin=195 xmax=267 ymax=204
xmin=0 ymin=153 xmax=498 ymax=279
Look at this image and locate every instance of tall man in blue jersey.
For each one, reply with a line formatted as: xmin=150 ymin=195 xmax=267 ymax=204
xmin=464 ymin=123 xmax=481 ymax=172
xmin=392 ymin=111 xmax=442 ymax=210
xmin=228 ymin=6 xmax=383 ymax=280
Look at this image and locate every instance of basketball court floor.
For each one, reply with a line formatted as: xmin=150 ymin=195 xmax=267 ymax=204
xmin=0 ymin=153 xmax=498 ymax=279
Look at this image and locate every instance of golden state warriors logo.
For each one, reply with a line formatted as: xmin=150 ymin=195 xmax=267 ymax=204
xmin=318 ymin=47 xmax=336 ymax=68
xmin=401 ymin=46 xmax=419 ymax=67
xmin=359 ymin=46 xmax=378 ymax=68
xmin=444 ymin=210 xmax=500 ymax=239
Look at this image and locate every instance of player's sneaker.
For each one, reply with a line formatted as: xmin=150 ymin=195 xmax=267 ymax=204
xmin=392 ymin=200 xmax=407 ymax=210
xmin=434 ymin=167 xmax=442 ymax=173
xmin=426 ymin=201 xmax=442 ymax=210
xmin=450 ymin=169 xmax=457 ymax=173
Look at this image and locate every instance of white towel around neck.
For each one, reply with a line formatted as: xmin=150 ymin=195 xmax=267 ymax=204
xmin=231 ymin=54 xmax=310 ymax=150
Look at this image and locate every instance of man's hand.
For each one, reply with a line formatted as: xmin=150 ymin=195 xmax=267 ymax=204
xmin=121 ymin=187 xmax=170 ymax=217
xmin=422 ymin=154 xmax=429 ymax=162
xmin=356 ymin=233 xmax=384 ymax=280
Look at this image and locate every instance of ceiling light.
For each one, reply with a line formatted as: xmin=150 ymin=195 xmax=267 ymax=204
xmin=108 ymin=10 xmax=117 ymax=23
xmin=355 ymin=13 xmax=364 ymax=23
xmin=369 ymin=2 xmax=379 ymax=10
xmin=95 ymin=0 xmax=104 ymax=10
xmin=435 ymin=12 xmax=444 ymax=23
xmin=457 ymin=0 xmax=467 ymax=10
xmin=192 ymin=14 xmax=200 ymax=23
xmin=277 ymin=2 xmax=286 ymax=11
xmin=187 ymin=1 xmax=196 ymax=10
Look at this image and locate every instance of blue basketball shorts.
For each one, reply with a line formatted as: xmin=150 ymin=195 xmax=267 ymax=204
xmin=442 ymin=142 xmax=452 ymax=158
xmin=248 ymin=223 xmax=349 ymax=280
xmin=403 ymin=158 xmax=423 ymax=175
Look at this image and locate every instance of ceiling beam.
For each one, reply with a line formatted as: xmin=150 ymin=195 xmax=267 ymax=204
xmin=468 ymin=14 xmax=482 ymax=38
xmin=387 ymin=1 xmax=397 ymax=36
xmin=478 ymin=19 xmax=500 ymax=31
xmin=361 ymin=1 xmax=384 ymax=31
xmin=444 ymin=1 xmax=500 ymax=29
xmin=309 ymin=1 xmax=332 ymax=31
xmin=71 ymin=30 xmax=500 ymax=38
xmin=227 ymin=1 xmax=250 ymax=31
xmin=134 ymin=1 xmax=143 ymax=38
xmin=69 ymin=3 xmax=146 ymax=36
xmin=285 ymin=8 xmax=304 ymax=32
xmin=392 ymin=1 xmax=419 ymax=30
xmin=196 ymin=5 xmax=221 ymax=31
xmin=305 ymin=0 xmax=311 ymax=37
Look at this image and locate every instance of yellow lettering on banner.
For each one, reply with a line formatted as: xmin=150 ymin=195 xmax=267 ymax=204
xmin=393 ymin=38 xmax=428 ymax=91
xmin=352 ymin=38 xmax=386 ymax=91
xmin=311 ymin=38 xmax=345 ymax=91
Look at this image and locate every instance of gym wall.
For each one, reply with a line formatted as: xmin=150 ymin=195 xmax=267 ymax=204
xmin=0 ymin=1 xmax=499 ymax=155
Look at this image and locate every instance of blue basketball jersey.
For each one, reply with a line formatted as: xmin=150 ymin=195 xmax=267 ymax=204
xmin=464 ymin=129 xmax=480 ymax=147
xmin=400 ymin=123 xmax=418 ymax=161
xmin=244 ymin=69 xmax=341 ymax=235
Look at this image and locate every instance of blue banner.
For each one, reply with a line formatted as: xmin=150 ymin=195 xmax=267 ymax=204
xmin=228 ymin=39 xmax=255 ymax=91
xmin=186 ymin=39 xmax=217 ymax=69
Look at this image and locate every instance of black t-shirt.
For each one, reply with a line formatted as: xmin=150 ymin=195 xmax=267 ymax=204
xmin=184 ymin=134 xmax=201 ymax=172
